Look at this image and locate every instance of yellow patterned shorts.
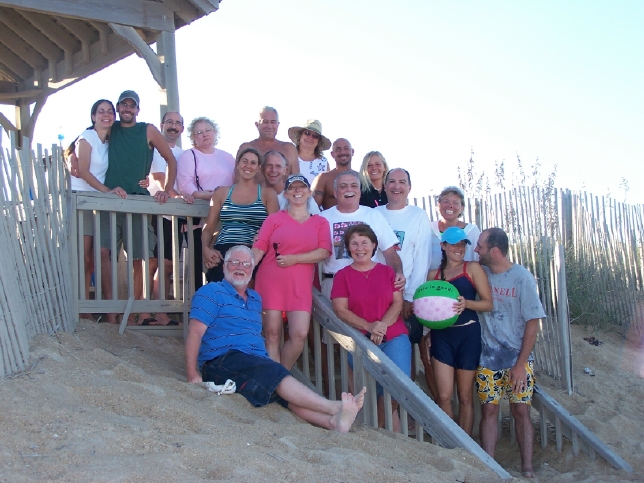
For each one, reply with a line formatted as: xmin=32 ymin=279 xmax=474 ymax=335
xmin=476 ymin=361 xmax=535 ymax=405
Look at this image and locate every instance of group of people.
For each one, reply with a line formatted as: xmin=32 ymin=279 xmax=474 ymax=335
xmin=68 ymin=94 xmax=545 ymax=476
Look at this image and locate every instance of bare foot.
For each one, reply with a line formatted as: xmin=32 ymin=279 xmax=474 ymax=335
xmin=79 ymin=313 xmax=95 ymax=322
xmin=521 ymin=468 xmax=535 ymax=478
xmin=329 ymin=387 xmax=366 ymax=433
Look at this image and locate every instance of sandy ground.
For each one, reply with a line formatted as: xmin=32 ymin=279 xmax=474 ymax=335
xmin=0 ymin=321 xmax=642 ymax=482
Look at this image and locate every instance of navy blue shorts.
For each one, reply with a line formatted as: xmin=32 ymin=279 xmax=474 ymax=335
xmin=200 ymin=350 xmax=290 ymax=408
xmin=406 ymin=313 xmax=424 ymax=345
xmin=430 ymin=322 xmax=481 ymax=371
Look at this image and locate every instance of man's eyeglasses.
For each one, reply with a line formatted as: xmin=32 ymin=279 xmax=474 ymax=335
xmin=163 ymin=120 xmax=183 ymax=126
xmin=226 ymin=260 xmax=253 ymax=269
xmin=302 ymin=130 xmax=320 ymax=140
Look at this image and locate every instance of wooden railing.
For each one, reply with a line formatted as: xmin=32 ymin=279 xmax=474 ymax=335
xmin=70 ymin=191 xmax=209 ymax=335
xmin=301 ymin=289 xmax=633 ymax=476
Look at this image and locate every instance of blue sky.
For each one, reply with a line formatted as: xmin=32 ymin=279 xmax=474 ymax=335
xmin=2 ymin=0 xmax=643 ymax=202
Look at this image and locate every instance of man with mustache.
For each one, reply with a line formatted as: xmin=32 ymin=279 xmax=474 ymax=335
xmin=146 ymin=111 xmax=193 ymax=325
xmin=185 ymin=245 xmax=366 ymax=432
xmin=312 ymin=138 xmax=354 ymax=210
xmin=319 ymin=170 xmax=405 ymax=298
xmin=237 ymin=106 xmax=299 ymax=183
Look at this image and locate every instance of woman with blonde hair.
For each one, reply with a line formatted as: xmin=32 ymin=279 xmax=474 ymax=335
xmin=359 ymin=151 xmax=389 ymax=207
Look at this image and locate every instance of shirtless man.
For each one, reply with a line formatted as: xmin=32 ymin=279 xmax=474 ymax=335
xmin=311 ymin=138 xmax=354 ymax=210
xmin=237 ymin=106 xmax=299 ymax=184
xmin=262 ymin=150 xmax=319 ymax=214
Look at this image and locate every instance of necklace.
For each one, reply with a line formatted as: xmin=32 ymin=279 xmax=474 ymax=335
xmin=353 ymin=264 xmax=376 ymax=278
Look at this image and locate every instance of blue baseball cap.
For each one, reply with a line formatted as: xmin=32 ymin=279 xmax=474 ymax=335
xmin=441 ymin=226 xmax=471 ymax=245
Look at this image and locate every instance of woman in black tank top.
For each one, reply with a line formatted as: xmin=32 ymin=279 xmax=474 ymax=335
xmin=201 ymin=148 xmax=280 ymax=283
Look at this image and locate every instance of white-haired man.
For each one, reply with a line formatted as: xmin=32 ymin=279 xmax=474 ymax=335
xmin=319 ymin=170 xmax=405 ymax=297
xmin=185 ymin=245 xmax=366 ymax=432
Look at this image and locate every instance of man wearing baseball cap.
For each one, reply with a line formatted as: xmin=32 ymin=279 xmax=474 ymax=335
xmin=100 ymin=90 xmax=182 ymax=325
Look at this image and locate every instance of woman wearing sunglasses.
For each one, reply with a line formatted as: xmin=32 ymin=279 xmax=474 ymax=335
xmin=287 ymin=120 xmax=332 ymax=184
xmin=252 ymin=174 xmax=332 ymax=370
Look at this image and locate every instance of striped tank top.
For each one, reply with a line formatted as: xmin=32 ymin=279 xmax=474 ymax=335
xmin=216 ymin=185 xmax=268 ymax=246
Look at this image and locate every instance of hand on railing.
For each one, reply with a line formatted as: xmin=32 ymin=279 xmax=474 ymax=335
xmin=154 ymin=190 xmax=170 ymax=204
xmin=204 ymin=246 xmax=223 ymax=269
xmin=108 ymin=187 xmax=127 ymax=199
xmin=177 ymin=192 xmax=194 ymax=203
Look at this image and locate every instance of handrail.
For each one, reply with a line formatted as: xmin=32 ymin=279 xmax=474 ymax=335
xmin=310 ymin=288 xmax=512 ymax=480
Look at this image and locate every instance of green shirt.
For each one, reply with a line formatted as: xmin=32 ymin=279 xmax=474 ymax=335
xmin=104 ymin=121 xmax=153 ymax=195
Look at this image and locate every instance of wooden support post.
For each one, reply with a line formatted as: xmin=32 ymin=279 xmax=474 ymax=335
xmin=157 ymin=31 xmax=181 ymax=146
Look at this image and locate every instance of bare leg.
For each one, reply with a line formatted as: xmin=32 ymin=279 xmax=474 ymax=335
xmin=263 ymin=310 xmax=283 ymax=364
xmin=420 ymin=334 xmax=439 ymax=399
xmin=80 ymin=235 xmax=95 ymax=320
xmin=376 ymin=397 xmax=401 ymax=432
xmin=131 ymin=259 xmax=146 ymax=325
xmin=479 ymin=403 xmax=500 ymax=458
xmin=455 ymin=368 xmax=476 ymax=436
xmin=432 ymin=357 xmax=455 ymax=420
xmin=511 ymin=402 xmax=535 ymax=477
xmin=100 ymin=247 xmax=117 ymax=324
xmin=278 ymin=376 xmax=366 ymax=433
xmin=281 ymin=311 xmax=310 ymax=370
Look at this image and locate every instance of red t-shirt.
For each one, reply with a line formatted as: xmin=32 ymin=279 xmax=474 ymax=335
xmin=331 ymin=263 xmax=408 ymax=341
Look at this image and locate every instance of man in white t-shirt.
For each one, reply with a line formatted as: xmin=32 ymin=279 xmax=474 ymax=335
xmin=262 ymin=150 xmax=319 ymax=215
xmin=375 ymin=168 xmax=431 ymax=344
xmin=146 ymin=111 xmax=191 ymax=325
xmin=319 ymin=170 xmax=405 ymax=297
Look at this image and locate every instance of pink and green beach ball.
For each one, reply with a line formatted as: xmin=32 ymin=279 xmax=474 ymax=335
xmin=413 ymin=281 xmax=460 ymax=329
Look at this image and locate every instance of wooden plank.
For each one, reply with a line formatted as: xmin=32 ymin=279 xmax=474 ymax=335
xmin=4 ymin=0 xmax=176 ymax=32
xmin=76 ymin=192 xmax=210 ymax=217
xmin=0 ymin=26 xmax=46 ymax=68
xmin=0 ymin=7 xmax=63 ymax=61
xmin=312 ymin=290 xmax=511 ymax=479
xmin=109 ymin=23 xmax=164 ymax=87
xmin=159 ymin=0 xmax=200 ymax=24
xmin=189 ymin=0 xmax=220 ymax=14
xmin=534 ymin=386 xmax=633 ymax=471
xmin=0 ymin=89 xmax=43 ymax=101
xmin=0 ymin=43 xmax=32 ymax=80
xmin=19 ymin=10 xmax=80 ymax=53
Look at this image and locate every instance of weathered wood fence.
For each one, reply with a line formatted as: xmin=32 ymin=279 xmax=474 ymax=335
xmin=0 ymin=140 xmax=74 ymax=377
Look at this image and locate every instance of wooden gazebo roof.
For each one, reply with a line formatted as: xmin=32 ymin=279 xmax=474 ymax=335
xmin=0 ymin=0 xmax=221 ymax=145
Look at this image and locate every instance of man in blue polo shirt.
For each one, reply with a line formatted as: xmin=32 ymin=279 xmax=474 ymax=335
xmin=184 ymin=245 xmax=366 ymax=432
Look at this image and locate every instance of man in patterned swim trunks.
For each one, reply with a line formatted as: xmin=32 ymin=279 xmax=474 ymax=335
xmin=474 ymin=228 xmax=546 ymax=478
xmin=185 ymin=245 xmax=366 ymax=432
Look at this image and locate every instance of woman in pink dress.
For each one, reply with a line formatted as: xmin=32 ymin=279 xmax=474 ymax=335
xmin=253 ymin=174 xmax=332 ymax=370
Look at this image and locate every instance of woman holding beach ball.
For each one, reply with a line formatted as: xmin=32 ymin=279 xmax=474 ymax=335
xmin=426 ymin=226 xmax=492 ymax=436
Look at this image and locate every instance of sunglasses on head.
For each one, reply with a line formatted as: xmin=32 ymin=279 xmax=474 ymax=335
xmin=302 ymin=130 xmax=320 ymax=139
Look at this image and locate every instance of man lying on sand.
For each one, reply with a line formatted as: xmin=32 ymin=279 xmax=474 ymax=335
xmin=185 ymin=245 xmax=366 ymax=432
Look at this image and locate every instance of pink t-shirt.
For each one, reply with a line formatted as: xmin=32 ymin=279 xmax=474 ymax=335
xmin=331 ymin=263 xmax=407 ymax=341
xmin=177 ymin=148 xmax=235 ymax=195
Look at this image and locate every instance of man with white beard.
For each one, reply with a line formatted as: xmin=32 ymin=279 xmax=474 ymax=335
xmin=184 ymin=245 xmax=366 ymax=432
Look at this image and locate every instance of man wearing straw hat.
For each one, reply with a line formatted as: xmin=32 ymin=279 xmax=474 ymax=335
xmin=474 ymin=227 xmax=546 ymax=478
xmin=237 ymin=106 xmax=299 ymax=182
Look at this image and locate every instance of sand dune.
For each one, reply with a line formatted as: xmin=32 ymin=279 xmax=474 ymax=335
xmin=0 ymin=321 xmax=641 ymax=482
